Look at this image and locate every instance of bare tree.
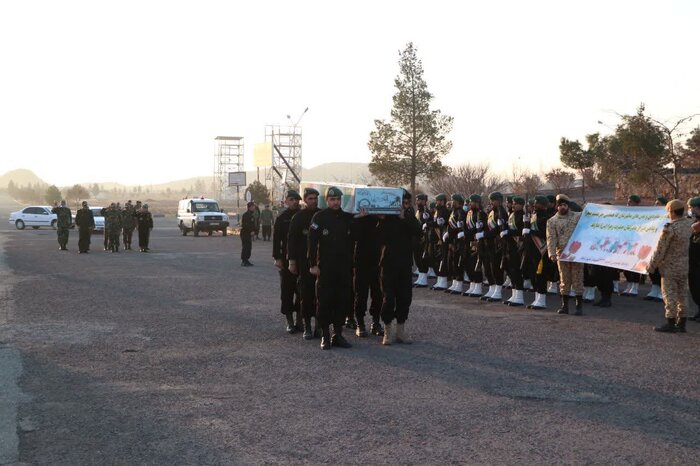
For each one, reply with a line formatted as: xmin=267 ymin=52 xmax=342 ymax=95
xmin=545 ymin=168 xmax=575 ymax=194
xmin=428 ymin=163 xmax=507 ymax=197
xmin=509 ymin=165 xmax=543 ymax=200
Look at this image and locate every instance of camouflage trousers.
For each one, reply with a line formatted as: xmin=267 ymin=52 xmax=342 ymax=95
xmin=107 ymin=229 xmax=121 ymax=250
xmin=661 ymin=273 xmax=687 ymax=319
xmin=558 ymin=261 xmax=583 ymax=295
xmin=56 ymin=227 xmax=70 ymax=247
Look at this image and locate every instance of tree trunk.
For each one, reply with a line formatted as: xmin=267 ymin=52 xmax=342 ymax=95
xmin=580 ymin=170 xmax=586 ymax=203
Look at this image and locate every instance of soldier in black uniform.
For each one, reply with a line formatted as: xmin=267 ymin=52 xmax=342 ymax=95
xmin=481 ymin=191 xmax=508 ymax=302
xmin=273 ymin=190 xmax=302 ymax=334
xmin=136 ymin=204 xmax=153 ymax=252
xmin=240 ymin=202 xmax=256 ymax=266
xmin=689 ymin=197 xmax=700 ymax=321
xmin=462 ymin=194 xmax=488 ymax=297
xmin=430 ymin=193 xmax=450 ymax=290
xmin=308 ymin=186 xmax=361 ymax=350
xmin=503 ymin=196 xmax=526 ymax=306
xmin=75 ymin=201 xmax=95 ymax=253
xmin=524 ymin=196 xmax=553 ymax=309
xmin=377 ymin=191 xmax=422 ymax=345
xmin=445 ymin=193 xmax=467 ymax=294
xmin=413 ymin=193 xmax=431 ymax=288
xmin=352 ymin=213 xmax=383 ymax=338
xmin=287 ymin=188 xmax=321 ymax=339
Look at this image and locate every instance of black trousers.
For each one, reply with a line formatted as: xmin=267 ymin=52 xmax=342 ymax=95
xmin=298 ymin=267 xmax=316 ymax=319
xmin=279 ymin=268 xmax=300 ymax=316
xmin=650 ymin=270 xmax=661 ymax=286
xmin=78 ymin=228 xmax=91 ymax=252
xmin=262 ymin=225 xmax=272 ymax=240
xmin=316 ymin=266 xmax=352 ymax=328
xmin=465 ymin=251 xmax=482 ymax=283
xmin=584 ymin=264 xmax=596 ymax=287
xmin=123 ymin=227 xmax=134 ymax=246
xmin=483 ymin=246 xmax=504 ymax=286
xmin=414 ymin=238 xmax=430 ymax=274
xmin=447 ymin=245 xmax=464 ymax=281
xmin=380 ymin=264 xmax=413 ymax=324
xmin=240 ymin=232 xmax=251 ymax=261
xmin=354 ymin=264 xmax=382 ymax=322
xmin=505 ymin=246 xmax=524 ymax=290
xmin=624 ymin=271 xmax=641 ymax=284
xmin=689 ymin=268 xmax=700 ymax=307
xmin=138 ymin=227 xmax=150 ymax=249
xmin=594 ymin=265 xmax=616 ymax=295
xmin=533 ymin=254 xmax=554 ymax=294
xmin=437 ymin=242 xmax=449 ymax=277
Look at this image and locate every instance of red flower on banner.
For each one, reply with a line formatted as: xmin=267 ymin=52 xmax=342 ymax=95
xmin=569 ymin=241 xmax=582 ymax=254
xmin=634 ymin=261 xmax=649 ymax=272
xmin=637 ymin=244 xmax=652 ymax=260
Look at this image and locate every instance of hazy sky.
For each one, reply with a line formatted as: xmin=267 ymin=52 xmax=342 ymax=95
xmin=1 ymin=0 xmax=699 ymax=186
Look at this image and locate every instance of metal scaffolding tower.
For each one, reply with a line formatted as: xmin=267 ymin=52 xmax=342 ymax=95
xmin=265 ymin=125 xmax=302 ymax=201
xmin=213 ymin=136 xmax=244 ymax=202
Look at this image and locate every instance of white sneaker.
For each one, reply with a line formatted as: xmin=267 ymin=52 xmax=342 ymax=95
xmin=414 ymin=273 xmax=428 ymax=287
xmin=481 ymin=285 xmax=496 ymax=300
xmin=508 ymin=289 xmax=525 ymax=306
xmin=489 ymin=286 xmax=503 ymax=301
xmin=451 ymin=281 xmax=464 ymax=294
xmin=432 ymin=276 xmax=448 ymax=290
xmin=470 ymin=282 xmax=483 ymax=297
xmin=528 ymin=292 xmax=547 ymax=309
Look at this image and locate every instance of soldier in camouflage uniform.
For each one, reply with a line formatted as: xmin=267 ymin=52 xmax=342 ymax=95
xmin=648 ymin=199 xmax=693 ymax=332
xmin=546 ymin=194 xmax=584 ymax=315
xmin=104 ymin=203 xmax=123 ymax=252
xmin=51 ymin=200 xmax=72 ymax=251
xmin=688 ymin=197 xmax=700 ymax=321
xmin=121 ymin=201 xmax=137 ymax=250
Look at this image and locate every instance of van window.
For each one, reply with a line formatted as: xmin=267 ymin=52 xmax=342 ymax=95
xmin=192 ymin=202 xmax=220 ymax=213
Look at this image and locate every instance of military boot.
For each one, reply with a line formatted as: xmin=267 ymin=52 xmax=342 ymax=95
xmin=320 ymin=326 xmax=331 ymax=350
xmin=654 ymin=318 xmax=678 ymax=333
xmin=675 ymin=317 xmax=687 ymax=333
xmin=331 ymin=326 xmax=352 ymax=348
xmin=285 ymin=313 xmax=297 ymax=334
xmin=355 ymin=317 xmax=368 ymax=337
xmin=574 ymin=295 xmax=583 ymax=316
xmin=370 ymin=319 xmax=384 ymax=336
xmin=302 ymin=317 xmax=313 ymax=340
xmin=294 ymin=311 xmax=303 ymax=332
xmin=557 ymin=295 xmax=569 ymax=314
xmin=593 ymin=292 xmax=612 ymax=308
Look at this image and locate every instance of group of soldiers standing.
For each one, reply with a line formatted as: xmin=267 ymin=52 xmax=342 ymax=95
xmin=272 ymin=186 xmax=420 ymax=350
xmin=269 ymin=187 xmax=700 ymax=347
xmin=53 ymin=200 xmax=154 ymax=253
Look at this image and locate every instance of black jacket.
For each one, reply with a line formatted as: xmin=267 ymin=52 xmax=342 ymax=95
xmin=308 ymin=208 xmax=355 ymax=269
xmin=287 ymin=207 xmax=320 ymax=268
xmin=377 ymin=210 xmax=421 ymax=269
xmin=272 ymin=207 xmax=299 ymax=261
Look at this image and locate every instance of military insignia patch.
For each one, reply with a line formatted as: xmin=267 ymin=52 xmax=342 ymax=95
xmin=311 ymin=223 xmax=319 ymax=230
xmin=322 ymin=229 xmax=329 ymax=236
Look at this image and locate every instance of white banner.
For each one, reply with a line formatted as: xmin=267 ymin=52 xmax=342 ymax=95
xmin=558 ymin=204 xmax=668 ymax=274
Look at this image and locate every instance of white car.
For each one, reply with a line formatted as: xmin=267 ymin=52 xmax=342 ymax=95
xmin=177 ymin=198 xmax=230 ymax=236
xmin=9 ymin=205 xmax=58 ymax=230
xmin=89 ymin=207 xmax=105 ymax=232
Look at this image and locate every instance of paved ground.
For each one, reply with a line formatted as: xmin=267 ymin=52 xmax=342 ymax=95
xmin=0 ymin=195 xmax=699 ymax=464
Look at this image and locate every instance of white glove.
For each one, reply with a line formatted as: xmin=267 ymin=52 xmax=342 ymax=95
xmin=497 ymin=218 xmax=504 ymax=226
xmin=523 ymin=214 xmax=530 ymax=222
xmin=437 ymin=217 xmax=445 ymax=226
xmin=423 ymin=212 xmax=430 ymax=220
xmin=457 ymin=221 xmax=464 ymax=228
xmin=457 ymin=231 xmax=465 ymax=239
xmin=500 ymin=230 xmax=508 ymax=238
xmin=475 ymin=232 xmax=485 ymax=240
xmin=442 ymin=232 xmax=449 ymax=242
xmin=422 ymin=223 xmax=427 ymax=231
xmin=476 ymin=221 xmax=483 ymax=229
xmin=522 ymin=228 xmax=531 ymax=235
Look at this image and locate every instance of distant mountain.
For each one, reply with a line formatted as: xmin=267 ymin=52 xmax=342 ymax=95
xmin=0 ymin=169 xmax=46 ymax=188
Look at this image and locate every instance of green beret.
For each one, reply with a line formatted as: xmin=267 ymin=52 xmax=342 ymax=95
xmin=689 ymin=197 xmax=700 ymax=208
xmin=628 ymin=194 xmax=641 ymax=203
xmin=429 ymin=201 xmax=436 ymax=209
xmin=489 ymin=191 xmax=503 ymax=201
xmin=546 ymin=194 xmax=556 ymax=203
xmin=655 ymin=195 xmax=667 ymax=205
xmin=303 ymin=187 xmax=320 ymax=198
xmin=416 ymin=193 xmax=428 ymax=201
xmin=469 ymin=194 xmax=482 ymax=203
xmin=435 ymin=193 xmax=448 ymax=202
xmin=325 ymin=186 xmax=343 ymax=198
xmin=506 ymin=195 xmax=514 ymax=203
xmin=286 ymin=189 xmax=301 ymax=200
xmin=512 ymin=196 xmax=525 ymax=205
xmin=451 ymin=193 xmax=465 ymax=203
xmin=534 ymin=195 xmax=549 ymax=205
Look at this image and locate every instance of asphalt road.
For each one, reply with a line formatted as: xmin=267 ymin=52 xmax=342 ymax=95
xmin=0 ymin=196 xmax=699 ymax=464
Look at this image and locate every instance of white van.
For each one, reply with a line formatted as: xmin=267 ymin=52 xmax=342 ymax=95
xmin=177 ymin=198 xmax=230 ymax=236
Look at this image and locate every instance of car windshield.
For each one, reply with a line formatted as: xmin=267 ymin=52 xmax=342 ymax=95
xmin=91 ymin=209 xmax=103 ymax=216
xmin=192 ymin=202 xmax=220 ymax=213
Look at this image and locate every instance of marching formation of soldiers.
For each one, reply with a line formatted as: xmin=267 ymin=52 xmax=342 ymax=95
xmin=272 ymin=189 xmax=700 ymax=346
xmin=56 ymin=199 xmax=154 ymax=254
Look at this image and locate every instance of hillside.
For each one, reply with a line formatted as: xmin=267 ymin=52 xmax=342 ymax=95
xmin=0 ymin=169 xmax=46 ymax=188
